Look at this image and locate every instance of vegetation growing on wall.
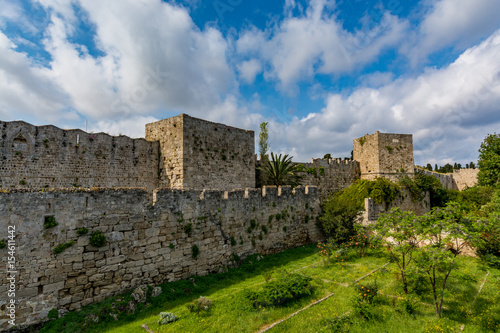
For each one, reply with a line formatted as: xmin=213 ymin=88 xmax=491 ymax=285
xmin=44 ymin=216 xmax=58 ymax=229
xmin=53 ymin=240 xmax=75 ymax=254
xmin=89 ymin=231 xmax=106 ymax=247
xmin=319 ymin=178 xmax=400 ymax=243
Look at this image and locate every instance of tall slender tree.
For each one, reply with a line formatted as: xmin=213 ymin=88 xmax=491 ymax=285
xmin=258 ymin=122 xmax=269 ymax=159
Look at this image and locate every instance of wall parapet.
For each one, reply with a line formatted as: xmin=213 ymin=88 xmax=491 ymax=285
xmin=415 ymin=167 xmax=478 ymax=191
xmin=0 ymin=120 xmax=160 ymax=191
xmin=293 ymin=159 xmax=360 ymax=198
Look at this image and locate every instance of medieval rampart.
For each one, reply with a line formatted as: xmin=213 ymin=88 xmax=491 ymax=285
xmin=416 ymin=168 xmax=479 ymax=191
xmin=297 ymin=158 xmax=360 ymax=198
xmin=362 ymin=188 xmax=431 ymax=223
xmin=0 ymin=121 xmax=160 ymax=191
xmin=353 ymin=131 xmax=414 ymax=181
xmin=0 ymin=186 xmax=321 ymax=330
xmin=146 ymin=114 xmax=255 ymax=190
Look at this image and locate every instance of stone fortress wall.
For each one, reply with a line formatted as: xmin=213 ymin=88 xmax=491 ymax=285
xmin=296 ymin=158 xmax=360 ymax=198
xmin=0 ymin=121 xmax=160 ymax=191
xmin=146 ymin=114 xmax=255 ymax=190
xmin=0 ymin=186 xmax=321 ymax=330
xmin=416 ymin=167 xmax=480 ymax=191
xmin=0 ymin=114 xmax=479 ymax=331
xmin=353 ymin=131 xmax=415 ymax=181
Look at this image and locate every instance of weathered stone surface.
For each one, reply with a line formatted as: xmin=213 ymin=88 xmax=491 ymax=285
xmin=354 ymin=131 xmax=414 ymax=181
xmin=0 ymin=186 xmax=321 ymax=329
xmin=0 ymin=120 xmax=160 ymax=190
xmin=146 ymin=114 xmax=255 ymax=190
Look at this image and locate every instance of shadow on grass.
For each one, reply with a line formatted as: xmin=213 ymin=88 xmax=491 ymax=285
xmin=39 ymin=244 xmax=319 ymax=333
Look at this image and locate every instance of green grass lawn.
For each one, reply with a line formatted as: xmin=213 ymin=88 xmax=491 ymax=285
xmin=40 ymin=244 xmax=500 ymax=333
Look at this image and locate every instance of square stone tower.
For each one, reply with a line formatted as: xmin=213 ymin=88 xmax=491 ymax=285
xmin=353 ymin=131 xmax=414 ymax=181
xmin=145 ymin=114 xmax=255 ymax=190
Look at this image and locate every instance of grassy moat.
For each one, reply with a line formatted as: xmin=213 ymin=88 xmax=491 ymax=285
xmin=39 ymin=243 xmax=500 ymax=333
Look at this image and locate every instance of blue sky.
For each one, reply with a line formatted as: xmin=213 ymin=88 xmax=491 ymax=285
xmin=1 ymin=0 xmax=500 ymax=165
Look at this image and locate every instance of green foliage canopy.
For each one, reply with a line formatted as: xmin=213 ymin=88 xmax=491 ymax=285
xmin=262 ymin=152 xmax=303 ymax=187
xmin=478 ymin=133 xmax=500 ymax=187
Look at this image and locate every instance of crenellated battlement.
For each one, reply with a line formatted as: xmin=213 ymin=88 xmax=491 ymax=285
xmin=0 ymin=185 xmax=322 ymax=330
xmin=295 ymin=158 xmax=360 ymax=198
xmin=0 ymin=120 xmax=160 ymax=190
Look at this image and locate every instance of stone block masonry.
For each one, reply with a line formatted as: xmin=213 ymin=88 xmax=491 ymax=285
xmin=362 ymin=188 xmax=431 ymax=223
xmin=0 ymin=186 xmax=321 ymax=330
xmin=146 ymin=114 xmax=255 ymax=190
xmin=416 ymin=167 xmax=479 ymax=191
xmin=353 ymin=131 xmax=414 ymax=181
xmin=296 ymin=158 xmax=360 ymax=199
xmin=0 ymin=121 xmax=160 ymax=191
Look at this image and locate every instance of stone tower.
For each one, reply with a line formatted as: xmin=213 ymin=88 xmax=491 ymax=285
xmin=145 ymin=114 xmax=255 ymax=190
xmin=353 ymin=131 xmax=414 ymax=181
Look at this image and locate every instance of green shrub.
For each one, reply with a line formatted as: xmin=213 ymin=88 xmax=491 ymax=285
xmin=355 ymin=282 xmax=378 ymax=304
xmin=158 ymin=312 xmax=178 ymax=325
xmin=89 ymin=231 xmax=106 ymax=247
xmin=76 ymin=227 xmax=88 ymax=236
xmin=319 ymin=195 xmax=361 ymax=243
xmin=192 ymin=244 xmax=200 ymax=259
xmin=242 ymin=270 xmax=313 ymax=307
xmin=475 ymin=189 xmax=500 ymax=267
xmin=183 ymin=223 xmax=193 ymax=235
xmin=230 ymin=236 xmax=237 ymax=246
xmin=319 ymin=179 xmax=400 ymax=243
xmin=54 ymin=241 xmax=74 ymax=254
xmin=48 ymin=309 xmax=58 ymax=320
xmin=186 ymin=296 xmax=212 ymax=314
xmin=0 ymin=239 xmax=6 ymax=249
xmin=44 ymin=216 xmax=58 ymax=229
xmin=250 ymin=219 xmax=256 ymax=229
xmin=351 ymin=281 xmax=378 ymax=321
xmin=261 ymin=225 xmax=268 ymax=234
xmin=352 ymin=296 xmax=375 ymax=321
xmin=169 ymin=243 xmax=175 ymax=249
xmin=343 ymin=228 xmax=381 ymax=257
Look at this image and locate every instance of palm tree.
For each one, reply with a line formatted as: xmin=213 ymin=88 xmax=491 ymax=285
xmin=263 ymin=152 xmax=303 ymax=187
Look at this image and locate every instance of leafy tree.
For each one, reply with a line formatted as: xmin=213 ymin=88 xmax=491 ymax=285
xmin=258 ymin=122 xmax=269 ymax=159
xmin=425 ymin=163 xmax=433 ymax=171
xmin=323 ymin=153 xmax=332 ymax=159
xmin=320 ymin=194 xmax=362 ymax=243
xmin=478 ymin=133 xmax=500 ymax=187
xmin=263 ymin=152 xmax=303 ymax=187
xmin=434 ymin=164 xmax=438 ymax=171
xmin=438 ymin=163 xmax=453 ymax=173
xmin=414 ymin=203 xmax=481 ymax=318
xmin=475 ymin=189 xmax=500 ymax=268
xmin=375 ymin=208 xmax=423 ymax=294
